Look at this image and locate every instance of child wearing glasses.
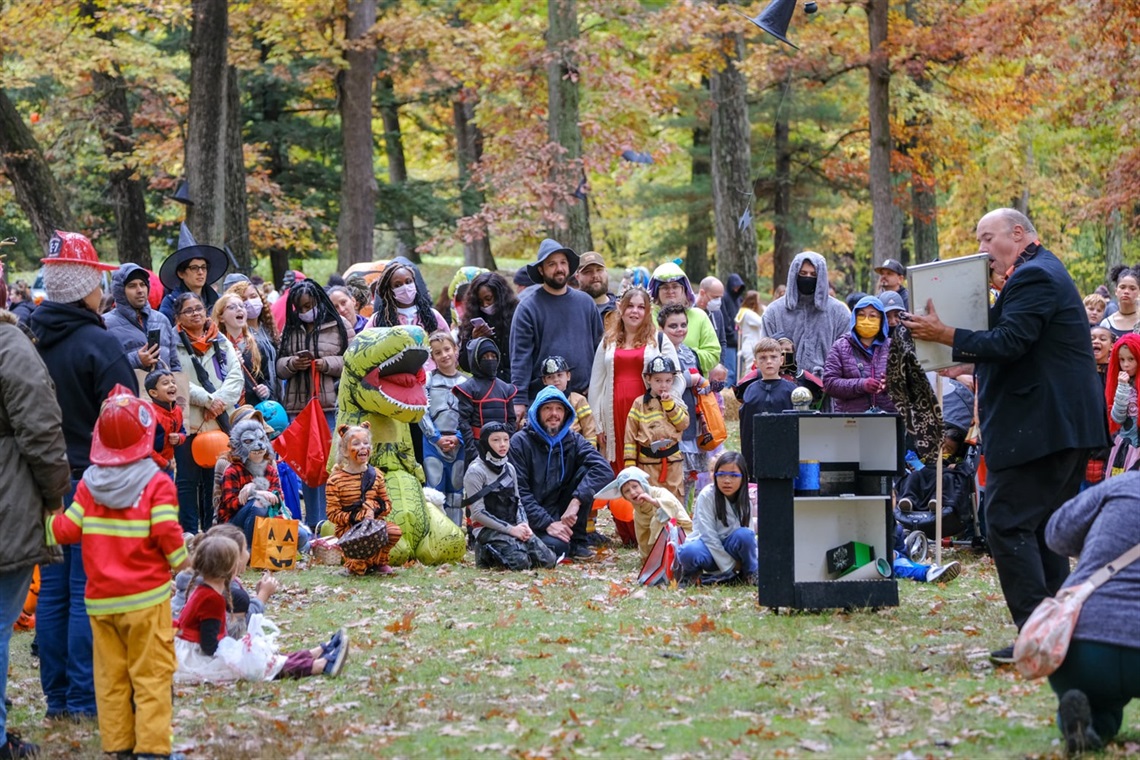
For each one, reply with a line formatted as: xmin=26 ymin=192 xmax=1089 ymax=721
xmin=673 ymin=451 xmax=757 ymax=585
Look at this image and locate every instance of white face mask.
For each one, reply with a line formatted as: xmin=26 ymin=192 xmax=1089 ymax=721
xmin=297 ymin=308 xmax=316 ymax=323
xmin=393 ymin=283 xmax=418 ymax=306
xmin=480 ymin=304 xmax=496 ymax=316
xmin=244 ymin=298 xmax=263 ymax=319
xmin=707 ymin=297 xmax=722 ymax=312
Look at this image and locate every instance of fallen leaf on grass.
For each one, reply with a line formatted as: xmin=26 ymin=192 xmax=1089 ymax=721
xmin=798 ymin=739 xmax=832 ymax=752
xmin=608 ymin=582 xmax=629 ymax=599
xmin=684 ymin=613 xmax=716 ymax=634
xmin=385 ymin=611 xmax=416 ymax=634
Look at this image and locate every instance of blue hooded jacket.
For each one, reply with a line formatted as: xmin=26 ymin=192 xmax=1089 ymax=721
xmin=104 ymin=263 xmax=183 ymax=372
xmin=508 ymin=386 xmax=612 ymax=532
xmin=822 ymin=295 xmax=896 ymax=413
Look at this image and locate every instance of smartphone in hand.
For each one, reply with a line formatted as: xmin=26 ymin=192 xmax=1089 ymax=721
xmin=147 ymin=329 xmax=162 ymax=351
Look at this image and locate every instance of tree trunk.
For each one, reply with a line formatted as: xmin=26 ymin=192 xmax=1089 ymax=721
xmin=772 ymin=76 xmax=796 ymax=284
xmin=684 ymin=118 xmax=712 ymax=284
xmin=80 ymin=2 xmax=150 ymax=268
xmin=903 ymin=0 xmax=938 ymax=266
xmin=270 ymin=248 xmax=290 ymax=291
xmin=453 ymin=87 xmax=495 ymax=270
xmin=224 ymin=65 xmax=251 ymax=274
xmin=336 ymin=0 xmax=377 ymax=272
xmin=377 ymin=65 xmax=419 ymax=263
xmin=0 ymin=89 xmax=78 ymax=248
xmin=547 ymin=0 xmax=592 ymax=253
xmin=867 ymin=0 xmax=901 ymax=268
xmin=185 ymin=0 xmax=228 ymax=248
xmin=1106 ymin=208 xmax=1124 ymax=283
xmin=710 ymin=22 xmax=757 ymax=285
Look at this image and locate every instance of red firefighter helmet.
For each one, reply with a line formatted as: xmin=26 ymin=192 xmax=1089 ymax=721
xmin=41 ymin=230 xmax=117 ymax=271
xmin=90 ymin=384 xmax=157 ymax=466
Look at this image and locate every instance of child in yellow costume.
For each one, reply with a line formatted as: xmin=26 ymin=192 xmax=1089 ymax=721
xmin=623 ymin=355 xmax=689 ymax=503
xmin=596 ymin=467 xmax=692 ymax=562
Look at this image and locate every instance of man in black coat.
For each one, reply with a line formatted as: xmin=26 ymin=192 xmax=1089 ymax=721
xmin=903 ymin=208 xmax=1111 ymax=662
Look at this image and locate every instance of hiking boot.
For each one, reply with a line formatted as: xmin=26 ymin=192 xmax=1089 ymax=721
xmin=1058 ymin=689 xmax=1103 ymax=756
xmin=989 ymin=645 xmax=1016 ymax=664
xmin=0 ymin=732 xmax=38 ymax=759
xmin=905 ymin=531 xmax=929 ymax=563
xmin=925 ymin=561 xmax=961 ymax=584
xmin=567 ymin=544 xmax=595 ymax=560
xmin=897 ymin=497 xmax=914 ymax=513
xmin=323 ymin=630 xmax=350 ymax=677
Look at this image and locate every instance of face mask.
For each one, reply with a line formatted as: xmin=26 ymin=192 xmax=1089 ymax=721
xmin=478 ymin=357 xmax=500 ymax=377
xmin=796 ymin=275 xmax=817 ymax=296
xmin=244 ymin=299 xmax=263 ymax=320
xmin=706 ymin=297 xmax=722 ymax=312
xmin=297 ymin=308 xmax=316 ymax=324
xmin=855 ymin=315 xmax=881 ymax=339
xmin=393 ymin=283 xmax=418 ymax=306
xmin=480 ymin=304 xmax=497 ymax=316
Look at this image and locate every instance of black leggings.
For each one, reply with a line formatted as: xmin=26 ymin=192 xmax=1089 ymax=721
xmin=1048 ymin=639 xmax=1140 ymax=742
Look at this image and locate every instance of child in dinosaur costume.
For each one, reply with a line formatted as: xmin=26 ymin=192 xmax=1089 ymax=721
xmin=332 ymin=326 xmax=465 ymax=565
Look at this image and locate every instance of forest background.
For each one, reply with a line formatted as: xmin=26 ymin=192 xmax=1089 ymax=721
xmin=1 ymin=0 xmax=1138 ymax=297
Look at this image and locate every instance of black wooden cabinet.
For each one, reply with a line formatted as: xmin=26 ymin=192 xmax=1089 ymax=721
xmin=753 ymin=412 xmax=903 ymax=610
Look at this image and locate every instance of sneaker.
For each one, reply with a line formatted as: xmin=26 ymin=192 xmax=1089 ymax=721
xmin=1058 ymin=689 xmax=1103 ymax=755
xmin=926 ymin=499 xmax=938 ymax=512
xmin=989 ymin=645 xmax=1016 ymax=664
xmin=897 ymin=497 xmax=914 ymax=513
xmin=905 ymin=531 xmax=929 ymax=563
xmin=319 ymin=628 xmax=345 ymax=659
xmin=584 ymin=530 xmax=611 ymax=547
xmin=1 ymin=732 xmax=39 ymax=759
xmin=323 ymin=629 xmax=350 ymax=677
xmin=374 ymin=564 xmax=396 ymax=575
xmin=743 ymin=572 xmax=759 ymax=587
xmin=567 ymin=544 xmax=595 ymax=560
xmin=925 ymin=561 xmax=961 ymax=584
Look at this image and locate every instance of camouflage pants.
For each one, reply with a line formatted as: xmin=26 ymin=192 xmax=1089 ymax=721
xmin=475 ymin=530 xmax=557 ymax=570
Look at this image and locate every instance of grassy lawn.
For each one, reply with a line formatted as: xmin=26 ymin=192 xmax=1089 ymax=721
xmin=8 ymin=524 xmax=1139 ymax=759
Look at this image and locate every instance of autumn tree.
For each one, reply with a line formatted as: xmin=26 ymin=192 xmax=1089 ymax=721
xmin=547 ymin=0 xmax=592 ymax=253
xmin=186 ymin=0 xmax=229 ymax=248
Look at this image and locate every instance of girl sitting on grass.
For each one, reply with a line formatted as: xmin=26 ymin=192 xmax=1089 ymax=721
xmin=673 ymin=451 xmax=758 ymax=585
xmin=175 ymin=535 xmax=349 ymax=682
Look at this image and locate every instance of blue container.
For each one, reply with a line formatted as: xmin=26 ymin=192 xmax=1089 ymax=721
xmin=794 ymin=460 xmax=821 ymax=495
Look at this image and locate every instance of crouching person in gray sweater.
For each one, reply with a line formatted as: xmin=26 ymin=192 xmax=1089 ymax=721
xmin=464 ymin=423 xmax=556 ymax=571
xmin=1045 ymin=472 xmax=1140 ymax=754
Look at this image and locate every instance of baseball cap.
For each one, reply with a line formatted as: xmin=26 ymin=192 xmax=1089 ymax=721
xmin=879 ymin=290 xmax=905 ymax=313
xmin=579 ymin=252 xmax=606 ymax=271
xmin=875 ymin=259 xmax=906 ymax=276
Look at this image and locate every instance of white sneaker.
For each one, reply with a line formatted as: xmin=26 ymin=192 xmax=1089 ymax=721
xmin=925 ymin=561 xmax=961 ymax=584
xmin=897 ymin=497 xmax=914 ymax=513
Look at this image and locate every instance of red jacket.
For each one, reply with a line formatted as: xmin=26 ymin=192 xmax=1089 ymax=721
xmin=46 ymin=472 xmax=187 ymax=616
xmin=152 ymin=401 xmax=184 ymax=469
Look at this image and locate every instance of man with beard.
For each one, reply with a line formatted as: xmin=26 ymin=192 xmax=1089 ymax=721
xmin=104 ymin=264 xmax=182 ymax=373
xmin=509 ymin=386 xmax=612 ymax=559
xmin=576 ymin=251 xmax=616 ymax=329
xmin=510 ymin=239 xmax=604 ymax=425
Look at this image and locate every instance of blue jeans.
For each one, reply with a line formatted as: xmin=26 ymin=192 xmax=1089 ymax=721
xmin=723 ymin=347 xmax=738 ymax=386
xmin=38 ymin=480 xmax=97 ymax=718
xmin=892 ymin=553 xmax=931 ymax=581
xmin=0 ymin=566 xmax=35 ymax=736
xmin=676 ymin=527 xmax=758 ymax=575
xmin=298 ymin=411 xmax=337 ymax=530
xmin=175 ymin=437 xmax=214 ymax=533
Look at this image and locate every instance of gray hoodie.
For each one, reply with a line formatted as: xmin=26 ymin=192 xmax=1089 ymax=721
xmin=760 ymin=251 xmax=850 ymax=376
xmin=103 ymin=263 xmax=183 ymax=373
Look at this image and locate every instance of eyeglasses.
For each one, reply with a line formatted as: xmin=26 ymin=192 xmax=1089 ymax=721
xmin=180 ymin=306 xmax=206 ymax=316
xmin=714 ymin=471 xmax=743 ymax=479
xmin=183 ymin=264 xmax=209 ymax=273
xmin=223 ymin=303 xmax=243 ymax=312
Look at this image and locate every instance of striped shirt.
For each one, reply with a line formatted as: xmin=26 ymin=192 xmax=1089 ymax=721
xmin=45 ymin=474 xmax=187 ymax=616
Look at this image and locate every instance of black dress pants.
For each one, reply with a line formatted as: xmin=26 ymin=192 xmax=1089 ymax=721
xmin=984 ymin=447 xmax=1089 ymax=629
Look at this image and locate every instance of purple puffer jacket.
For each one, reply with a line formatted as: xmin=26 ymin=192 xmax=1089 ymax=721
xmin=822 ymin=335 xmax=897 ymax=414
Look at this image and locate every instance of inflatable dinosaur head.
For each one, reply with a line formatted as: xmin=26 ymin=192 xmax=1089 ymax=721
xmin=341 ymin=326 xmax=430 ymax=423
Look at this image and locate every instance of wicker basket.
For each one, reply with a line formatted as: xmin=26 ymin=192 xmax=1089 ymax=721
xmin=310 ymin=538 xmax=343 ymax=567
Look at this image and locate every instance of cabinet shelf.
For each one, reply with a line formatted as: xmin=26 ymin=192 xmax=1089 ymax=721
xmin=753 ymin=413 xmax=903 ymax=611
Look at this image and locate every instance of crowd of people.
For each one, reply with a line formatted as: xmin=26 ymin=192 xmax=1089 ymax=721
xmin=2 ymin=205 xmax=1140 ymax=757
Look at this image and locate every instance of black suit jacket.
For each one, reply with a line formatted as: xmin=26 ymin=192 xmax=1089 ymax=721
xmin=951 ymin=245 xmax=1110 ymax=471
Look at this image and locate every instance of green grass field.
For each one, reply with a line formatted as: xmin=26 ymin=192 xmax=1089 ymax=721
xmin=8 ymin=525 xmax=1138 ymax=759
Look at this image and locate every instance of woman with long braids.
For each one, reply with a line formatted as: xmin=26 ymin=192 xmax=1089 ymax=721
xmin=276 ymin=279 xmax=353 ymax=530
xmin=368 ymin=260 xmax=446 ymax=370
xmin=456 ymin=271 xmax=518 ymax=384
xmin=673 ymin=451 xmax=758 ymax=585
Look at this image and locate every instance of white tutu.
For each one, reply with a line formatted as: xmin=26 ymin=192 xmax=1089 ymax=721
xmin=175 ymin=613 xmax=286 ymax=683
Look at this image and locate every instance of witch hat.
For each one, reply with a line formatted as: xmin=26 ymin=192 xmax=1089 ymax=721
xmin=738 ymin=0 xmax=800 ymax=49
xmin=171 ymin=179 xmax=193 ymax=205
xmin=158 ymin=222 xmax=229 ymax=290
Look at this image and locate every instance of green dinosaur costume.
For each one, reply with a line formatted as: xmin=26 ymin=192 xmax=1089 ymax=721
xmin=334 ymin=326 xmax=465 ymax=565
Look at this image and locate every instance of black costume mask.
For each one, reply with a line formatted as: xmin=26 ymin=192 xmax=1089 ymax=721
xmin=796 ymin=275 xmax=817 ymax=296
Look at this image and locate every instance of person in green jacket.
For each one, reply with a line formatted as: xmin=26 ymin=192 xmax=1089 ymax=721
xmin=648 ymin=263 xmax=724 ymax=378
